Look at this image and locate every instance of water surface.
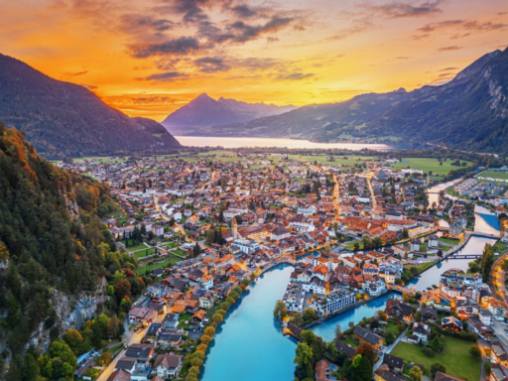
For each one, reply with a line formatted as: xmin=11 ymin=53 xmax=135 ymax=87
xmin=311 ymin=292 xmax=401 ymax=341
xmin=409 ymin=236 xmax=496 ymax=291
xmin=202 ymin=266 xmax=296 ymax=381
xmin=175 ymin=136 xmax=390 ymax=151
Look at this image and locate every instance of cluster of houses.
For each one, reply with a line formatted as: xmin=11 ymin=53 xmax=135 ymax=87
xmin=282 ymin=249 xmax=405 ymax=318
xmin=61 ymin=153 xmax=508 ymax=381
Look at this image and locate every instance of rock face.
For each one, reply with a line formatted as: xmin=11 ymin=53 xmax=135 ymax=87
xmin=0 ymin=53 xmax=181 ymax=158
xmin=0 ymin=124 xmax=117 ymax=353
xmin=162 ymin=93 xmax=294 ymax=136
xmin=191 ymin=48 xmax=508 ymax=154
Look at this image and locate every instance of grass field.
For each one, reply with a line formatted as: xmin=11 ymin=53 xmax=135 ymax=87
xmin=74 ymin=156 xmax=126 ymax=164
xmin=438 ymin=237 xmax=460 ymax=246
xmin=405 ymin=260 xmax=438 ymax=274
xmin=477 ymin=170 xmax=508 ymax=181
xmin=287 ymin=154 xmax=376 ymax=167
xmin=138 ymin=254 xmax=183 ymax=275
xmin=392 ymin=337 xmax=480 ymax=381
xmin=393 ymin=158 xmax=471 ymax=177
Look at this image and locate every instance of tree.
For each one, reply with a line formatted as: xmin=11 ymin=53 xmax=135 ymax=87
xmin=409 ymin=366 xmax=423 ymax=381
xmin=294 ymin=342 xmax=314 ymax=380
xmin=302 ymin=308 xmax=318 ymax=324
xmin=470 ymin=345 xmax=481 ymax=358
xmin=274 ymin=300 xmax=287 ymax=321
xmin=346 ymin=354 xmax=372 ymax=381
xmin=193 ymin=243 xmax=202 ymax=257
xmin=480 ymin=244 xmax=495 ymax=282
xmin=431 ymin=363 xmax=446 ymax=378
xmin=63 ymin=328 xmax=88 ymax=355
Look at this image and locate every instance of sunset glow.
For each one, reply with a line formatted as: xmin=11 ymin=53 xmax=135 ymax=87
xmin=2 ymin=0 xmax=507 ymax=120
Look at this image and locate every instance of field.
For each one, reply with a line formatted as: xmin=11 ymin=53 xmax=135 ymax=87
xmin=438 ymin=237 xmax=460 ymax=247
xmin=477 ymin=170 xmax=508 ymax=181
xmin=391 ymin=337 xmax=480 ymax=381
xmin=73 ymin=156 xmax=127 ymax=164
xmin=287 ymin=154 xmax=376 ymax=167
xmin=138 ymin=254 xmax=185 ymax=275
xmin=393 ymin=158 xmax=470 ymax=177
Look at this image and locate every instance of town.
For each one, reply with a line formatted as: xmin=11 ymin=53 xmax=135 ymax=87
xmin=56 ymin=150 xmax=508 ymax=381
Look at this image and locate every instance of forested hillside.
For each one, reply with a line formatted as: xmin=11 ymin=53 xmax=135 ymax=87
xmin=0 ymin=124 xmax=142 ymax=380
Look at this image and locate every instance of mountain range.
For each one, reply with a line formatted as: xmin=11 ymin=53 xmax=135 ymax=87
xmin=166 ymin=47 xmax=508 ymax=154
xmin=162 ymin=93 xmax=294 ymax=136
xmin=0 ymin=54 xmax=180 ymax=159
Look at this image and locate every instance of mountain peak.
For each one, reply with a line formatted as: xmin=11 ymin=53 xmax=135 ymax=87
xmin=0 ymin=53 xmax=180 ymax=158
xmin=162 ymin=94 xmax=294 ymax=133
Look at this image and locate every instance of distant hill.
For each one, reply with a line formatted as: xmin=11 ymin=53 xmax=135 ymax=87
xmin=197 ymin=48 xmax=508 ymax=154
xmin=0 ymin=53 xmax=180 ymax=159
xmin=162 ymin=93 xmax=294 ymax=136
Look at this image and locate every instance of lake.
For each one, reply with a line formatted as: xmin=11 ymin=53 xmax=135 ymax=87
xmin=175 ymin=136 xmax=391 ymax=151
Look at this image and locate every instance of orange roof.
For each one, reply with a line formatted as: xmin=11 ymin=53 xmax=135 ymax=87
xmin=193 ymin=309 xmax=206 ymax=321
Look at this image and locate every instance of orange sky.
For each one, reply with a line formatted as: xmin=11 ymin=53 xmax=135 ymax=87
xmin=1 ymin=0 xmax=507 ymax=120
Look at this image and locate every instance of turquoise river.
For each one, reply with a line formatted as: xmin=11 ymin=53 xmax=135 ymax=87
xmin=202 ymin=235 xmax=496 ymax=381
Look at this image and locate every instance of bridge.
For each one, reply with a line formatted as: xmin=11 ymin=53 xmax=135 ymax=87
xmin=448 ymin=254 xmax=482 ymax=259
xmin=470 ymin=231 xmax=500 ymax=240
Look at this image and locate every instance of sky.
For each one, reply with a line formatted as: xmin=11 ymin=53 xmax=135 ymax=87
xmin=1 ymin=0 xmax=507 ymax=121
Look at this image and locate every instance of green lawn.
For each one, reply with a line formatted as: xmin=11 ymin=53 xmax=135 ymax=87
xmin=438 ymin=237 xmax=460 ymax=246
xmin=392 ymin=337 xmax=480 ymax=381
xmin=137 ymin=254 xmax=183 ymax=275
xmin=405 ymin=260 xmax=438 ymax=274
xmin=393 ymin=158 xmax=471 ymax=177
xmin=287 ymin=154 xmax=376 ymax=167
xmin=477 ymin=170 xmax=508 ymax=181
xmin=159 ymin=241 xmax=178 ymax=249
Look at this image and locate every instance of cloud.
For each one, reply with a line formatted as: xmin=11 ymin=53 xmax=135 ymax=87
xmin=277 ymin=72 xmax=314 ymax=80
xmin=120 ymin=13 xmax=173 ymax=33
xmin=366 ymin=1 xmax=442 ymax=18
xmin=143 ymin=70 xmax=187 ymax=81
xmin=64 ymin=70 xmax=88 ymax=77
xmin=438 ymin=45 xmax=462 ymax=51
xmin=415 ymin=19 xmax=508 ymax=39
xmin=226 ymin=16 xmax=293 ymax=42
xmin=231 ymin=4 xmax=259 ymax=18
xmin=195 ymin=56 xmax=230 ymax=72
xmin=130 ymin=36 xmax=200 ymax=58
xmin=330 ymin=18 xmax=372 ymax=40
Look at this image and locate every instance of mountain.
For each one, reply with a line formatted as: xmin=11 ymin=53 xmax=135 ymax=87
xmin=162 ymin=93 xmax=294 ymax=135
xmin=0 ymin=124 xmax=140 ymax=378
xmin=203 ymin=48 xmax=508 ymax=153
xmin=0 ymin=53 xmax=180 ymax=159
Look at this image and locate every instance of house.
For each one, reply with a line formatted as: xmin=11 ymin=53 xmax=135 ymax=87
xmin=108 ymin=369 xmax=131 ymax=381
xmin=124 ymin=344 xmax=154 ymax=363
xmin=128 ymin=307 xmax=157 ymax=325
xmin=383 ymin=354 xmax=404 ymax=373
xmin=315 ymin=359 xmax=338 ymax=381
xmin=336 ymin=341 xmax=356 ymax=359
xmin=490 ymin=365 xmax=508 ymax=381
xmin=409 ymin=323 xmax=430 ymax=344
xmin=154 ymin=353 xmax=182 ymax=378
xmin=375 ymin=366 xmax=407 ymax=381
xmin=354 ymin=326 xmax=384 ymax=349
xmin=491 ymin=344 xmax=508 ymax=367
xmin=116 ymin=357 xmax=137 ymax=373
xmin=386 ymin=300 xmax=414 ymax=323
xmin=441 ymin=316 xmax=463 ymax=332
